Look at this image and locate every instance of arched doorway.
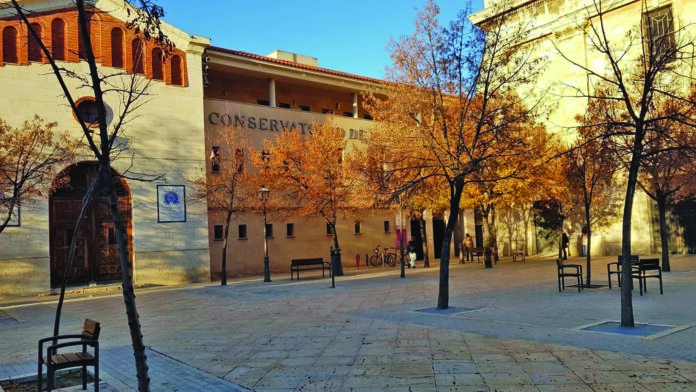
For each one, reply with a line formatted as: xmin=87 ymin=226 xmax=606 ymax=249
xmin=49 ymin=162 xmax=133 ymax=288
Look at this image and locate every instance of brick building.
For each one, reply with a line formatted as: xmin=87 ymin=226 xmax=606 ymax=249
xmin=0 ymin=0 xmax=210 ymax=295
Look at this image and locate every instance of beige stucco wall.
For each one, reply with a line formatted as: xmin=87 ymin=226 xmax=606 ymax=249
xmin=0 ymin=1 xmax=211 ymax=295
xmin=203 ymin=99 xmax=445 ymax=278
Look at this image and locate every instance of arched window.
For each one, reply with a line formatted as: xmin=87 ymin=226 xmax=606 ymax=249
xmin=51 ymin=19 xmax=66 ymax=61
xmin=170 ymin=54 xmax=183 ymax=86
xmin=28 ymin=23 xmax=43 ymax=62
xmin=110 ymin=28 xmax=124 ymax=68
xmin=131 ymin=39 xmax=144 ymax=74
xmin=2 ymin=26 xmax=18 ymax=64
xmin=151 ymin=47 xmax=163 ymax=80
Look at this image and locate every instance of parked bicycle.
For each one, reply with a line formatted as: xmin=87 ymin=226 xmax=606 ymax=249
xmin=370 ymin=245 xmax=397 ymax=267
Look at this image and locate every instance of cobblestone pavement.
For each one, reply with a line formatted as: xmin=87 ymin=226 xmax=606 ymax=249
xmin=1 ymin=254 xmax=695 ymax=391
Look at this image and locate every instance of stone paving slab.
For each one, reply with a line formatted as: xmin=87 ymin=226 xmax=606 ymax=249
xmin=1 ymin=254 xmax=696 ymax=391
xmin=0 ymin=347 xmax=248 ymax=391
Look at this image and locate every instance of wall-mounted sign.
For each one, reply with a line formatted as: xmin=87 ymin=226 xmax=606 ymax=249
xmin=157 ymin=185 xmax=186 ymax=223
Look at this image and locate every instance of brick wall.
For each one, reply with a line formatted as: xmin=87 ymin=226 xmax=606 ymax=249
xmin=0 ymin=6 xmax=188 ymax=87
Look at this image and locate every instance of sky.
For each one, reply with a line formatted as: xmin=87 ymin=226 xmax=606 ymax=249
xmin=162 ymin=0 xmax=485 ymax=80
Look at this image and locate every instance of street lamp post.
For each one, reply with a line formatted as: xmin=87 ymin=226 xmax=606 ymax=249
xmin=258 ymin=186 xmax=271 ymax=282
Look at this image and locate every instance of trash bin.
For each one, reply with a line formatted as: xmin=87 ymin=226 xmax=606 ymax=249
xmin=330 ymin=247 xmax=344 ymax=277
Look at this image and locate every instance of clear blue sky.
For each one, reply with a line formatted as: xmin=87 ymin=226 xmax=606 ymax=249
xmin=162 ymin=0 xmax=484 ymax=80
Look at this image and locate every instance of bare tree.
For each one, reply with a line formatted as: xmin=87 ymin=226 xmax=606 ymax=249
xmin=8 ymin=0 xmax=176 ymax=389
xmin=564 ymin=118 xmax=622 ymax=286
xmin=554 ymin=0 xmax=696 ymax=326
xmin=194 ymin=126 xmax=253 ymax=285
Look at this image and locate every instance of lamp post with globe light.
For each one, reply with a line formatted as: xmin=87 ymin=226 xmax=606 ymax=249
xmin=258 ymin=186 xmax=271 ymax=282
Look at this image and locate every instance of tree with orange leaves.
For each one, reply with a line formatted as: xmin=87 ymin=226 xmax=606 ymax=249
xmin=0 ymin=116 xmax=80 ymax=234
xmin=194 ymin=126 xmax=255 ymax=285
xmin=252 ymin=119 xmax=370 ymax=276
xmin=360 ymin=0 xmax=550 ymax=309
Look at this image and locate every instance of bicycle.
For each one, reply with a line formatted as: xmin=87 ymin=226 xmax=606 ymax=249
xmin=370 ymin=245 xmax=397 ymax=267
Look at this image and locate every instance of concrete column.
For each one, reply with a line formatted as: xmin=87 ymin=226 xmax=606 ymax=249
xmin=352 ymin=93 xmax=358 ymax=118
xmin=269 ymin=79 xmax=276 ymax=107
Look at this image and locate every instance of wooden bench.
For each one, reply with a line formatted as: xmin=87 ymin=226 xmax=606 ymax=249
xmin=512 ymin=248 xmax=525 ymax=262
xmin=38 ymin=319 xmax=100 ymax=392
xmin=291 ymin=258 xmax=330 ymax=281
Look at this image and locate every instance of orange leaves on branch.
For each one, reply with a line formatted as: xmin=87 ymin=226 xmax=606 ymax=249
xmin=0 ymin=115 xmax=81 ymax=233
xmin=251 ymin=119 xmax=369 ymax=222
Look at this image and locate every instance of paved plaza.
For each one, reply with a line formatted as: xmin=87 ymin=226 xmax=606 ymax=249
xmin=1 ymin=254 xmax=695 ymax=391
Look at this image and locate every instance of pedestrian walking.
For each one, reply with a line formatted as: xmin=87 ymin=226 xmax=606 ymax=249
xmin=407 ymin=236 xmax=417 ymax=268
xmin=562 ymin=232 xmax=569 ymax=260
xmin=463 ymin=233 xmax=474 ymax=262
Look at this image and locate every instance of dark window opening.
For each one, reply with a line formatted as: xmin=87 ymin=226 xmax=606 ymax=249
xmin=287 ymin=223 xmax=294 ymax=237
xmin=132 ymin=39 xmax=144 ymax=74
xmin=278 ymin=102 xmax=291 ymax=109
xmin=354 ymin=222 xmax=361 ymax=234
xmin=266 ymin=224 xmax=273 ymax=238
xmin=238 ymin=224 xmax=247 ymax=239
xmin=152 ymin=47 xmax=164 ymax=80
xmin=322 ymin=108 xmax=333 ymax=114
xmin=214 ymin=225 xmax=223 ymax=240
xmin=384 ymin=221 xmax=390 ymax=233
xmin=171 ymin=55 xmax=184 ymax=86
xmin=363 ymin=114 xmax=373 ymax=120
xmin=645 ymin=6 xmax=675 ymax=60
xmin=2 ymin=26 xmax=19 ymax=64
xmin=28 ymin=23 xmax=43 ymax=62
xmin=257 ymin=99 xmax=270 ymax=106
xmin=299 ymin=105 xmax=310 ymax=112
xmin=51 ymin=19 xmax=66 ymax=61
xmin=326 ymin=223 xmax=333 ymax=236
xmin=107 ymin=227 xmax=116 ymax=244
xmin=66 ymin=228 xmax=74 ymax=247
xmin=211 ymin=146 xmax=221 ymax=172
xmin=343 ymin=112 xmax=353 ymax=117
xmin=234 ymin=148 xmax=244 ymax=173
xmin=76 ymin=99 xmax=99 ymax=127
xmin=111 ymin=28 xmax=124 ymax=68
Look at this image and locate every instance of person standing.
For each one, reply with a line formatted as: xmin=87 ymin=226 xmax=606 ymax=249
xmin=562 ymin=232 xmax=569 ymax=260
xmin=407 ymin=236 xmax=417 ymax=268
xmin=463 ymin=233 xmax=474 ymax=262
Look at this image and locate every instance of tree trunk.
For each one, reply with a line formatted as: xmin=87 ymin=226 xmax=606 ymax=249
xmin=481 ymin=205 xmax=493 ymax=268
xmin=420 ymin=213 xmax=430 ymax=268
xmin=523 ymin=208 xmax=530 ymax=256
xmin=330 ymin=222 xmax=344 ymax=276
xmin=657 ymin=194 xmax=671 ymax=272
xmin=221 ymin=209 xmax=234 ymax=286
xmin=104 ymin=166 xmax=150 ymax=391
xmin=585 ymin=203 xmax=592 ymax=287
xmin=438 ymin=183 xmax=463 ymax=309
xmin=620 ymin=152 xmax=641 ymax=328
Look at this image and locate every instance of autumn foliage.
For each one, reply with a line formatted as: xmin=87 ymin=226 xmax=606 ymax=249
xmin=0 ymin=116 xmax=80 ymax=234
xmin=251 ymin=119 xmax=370 ymax=259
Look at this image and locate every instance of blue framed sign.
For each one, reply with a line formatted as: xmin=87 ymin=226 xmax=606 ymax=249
xmin=157 ymin=185 xmax=186 ymax=223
